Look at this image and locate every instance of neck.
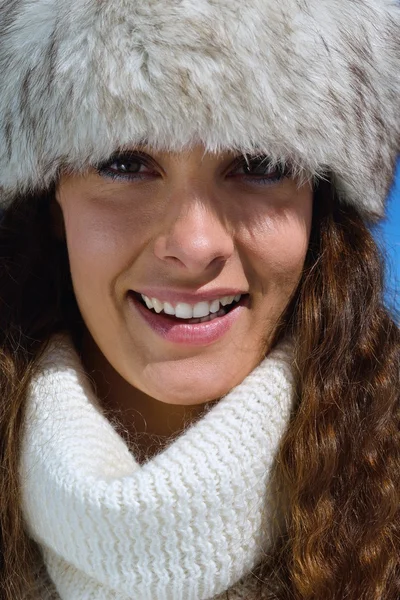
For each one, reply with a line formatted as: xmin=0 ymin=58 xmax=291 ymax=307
xmin=79 ymin=330 xmax=217 ymax=463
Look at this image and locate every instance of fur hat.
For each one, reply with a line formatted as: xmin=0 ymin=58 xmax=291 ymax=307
xmin=0 ymin=0 xmax=399 ymax=220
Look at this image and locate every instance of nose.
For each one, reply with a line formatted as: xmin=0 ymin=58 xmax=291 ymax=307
xmin=153 ymin=195 xmax=234 ymax=274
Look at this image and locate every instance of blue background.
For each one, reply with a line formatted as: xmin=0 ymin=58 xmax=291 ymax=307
xmin=375 ymin=158 xmax=400 ymax=317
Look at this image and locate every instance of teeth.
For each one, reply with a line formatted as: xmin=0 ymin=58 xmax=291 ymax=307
xmin=209 ymin=299 xmax=220 ymax=313
xmin=220 ymin=295 xmax=235 ymax=306
xmin=192 ymin=301 xmax=211 ymax=318
xmin=151 ymin=298 xmax=163 ymax=313
xmin=143 ymin=296 xmax=154 ymax=310
xmin=140 ymin=293 xmax=243 ymax=318
xmin=163 ymin=301 xmax=175 ymax=315
xmin=175 ymin=303 xmax=193 ymax=319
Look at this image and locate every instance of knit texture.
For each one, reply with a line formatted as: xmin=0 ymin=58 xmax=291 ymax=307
xmin=1 ymin=0 xmax=399 ymax=218
xmin=25 ymin=560 xmax=272 ymax=600
xmin=19 ymin=334 xmax=295 ymax=600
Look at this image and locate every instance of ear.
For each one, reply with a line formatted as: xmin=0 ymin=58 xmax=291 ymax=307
xmin=50 ymin=190 xmax=66 ymax=241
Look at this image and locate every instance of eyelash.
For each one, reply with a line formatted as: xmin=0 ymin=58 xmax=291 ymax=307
xmin=95 ymin=152 xmax=289 ymax=186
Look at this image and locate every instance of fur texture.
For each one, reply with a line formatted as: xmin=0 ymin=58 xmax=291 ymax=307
xmin=0 ymin=0 xmax=399 ymax=219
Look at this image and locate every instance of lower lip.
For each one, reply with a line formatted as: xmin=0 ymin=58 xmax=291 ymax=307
xmin=128 ymin=293 xmax=248 ymax=346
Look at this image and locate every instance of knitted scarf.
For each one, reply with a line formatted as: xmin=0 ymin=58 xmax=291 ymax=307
xmin=19 ymin=334 xmax=295 ymax=600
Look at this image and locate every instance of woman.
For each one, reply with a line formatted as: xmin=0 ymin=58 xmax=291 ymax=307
xmin=0 ymin=0 xmax=399 ymax=598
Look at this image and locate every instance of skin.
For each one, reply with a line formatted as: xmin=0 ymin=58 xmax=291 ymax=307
xmin=55 ymin=145 xmax=313 ymax=462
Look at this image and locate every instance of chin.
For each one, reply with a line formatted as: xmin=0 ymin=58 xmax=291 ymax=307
xmin=148 ymin=379 xmax=228 ymax=406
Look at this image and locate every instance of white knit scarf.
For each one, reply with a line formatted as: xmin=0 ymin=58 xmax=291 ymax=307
xmin=19 ymin=334 xmax=295 ymax=600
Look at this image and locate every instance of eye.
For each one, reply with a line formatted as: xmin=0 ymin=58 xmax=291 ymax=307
xmin=95 ymin=151 xmax=156 ymax=182
xmin=230 ymin=155 xmax=288 ymax=186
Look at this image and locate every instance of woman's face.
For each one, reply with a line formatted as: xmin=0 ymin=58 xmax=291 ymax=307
xmin=56 ymin=145 xmax=313 ymax=405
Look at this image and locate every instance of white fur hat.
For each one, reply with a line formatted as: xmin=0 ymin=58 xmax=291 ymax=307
xmin=0 ymin=0 xmax=399 ymax=219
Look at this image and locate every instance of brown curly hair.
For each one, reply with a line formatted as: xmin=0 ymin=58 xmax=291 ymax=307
xmin=0 ymin=177 xmax=399 ymax=599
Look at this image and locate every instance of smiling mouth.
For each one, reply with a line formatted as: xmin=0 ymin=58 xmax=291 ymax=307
xmin=131 ymin=291 xmax=250 ymax=324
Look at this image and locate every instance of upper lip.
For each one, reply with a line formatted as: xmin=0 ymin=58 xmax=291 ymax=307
xmin=131 ymin=288 xmax=249 ymax=304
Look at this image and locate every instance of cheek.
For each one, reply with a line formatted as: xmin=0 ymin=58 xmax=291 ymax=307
xmin=239 ymin=207 xmax=311 ymax=295
xmin=65 ymin=217 xmax=122 ymax=301
xmin=267 ymin=224 xmax=309 ymax=285
xmin=61 ymin=200 xmax=151 ymax=295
